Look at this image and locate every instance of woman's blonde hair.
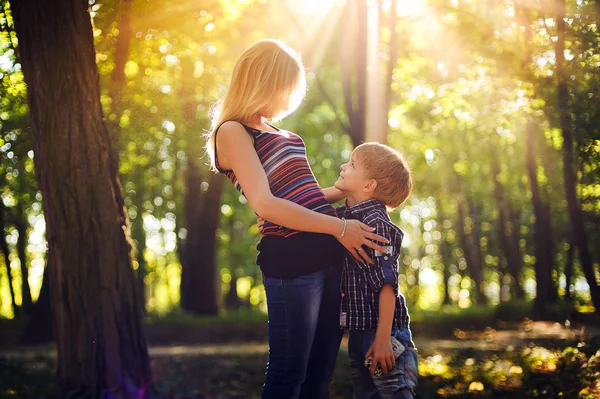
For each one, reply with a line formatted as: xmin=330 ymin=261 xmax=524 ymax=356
xmin=205 ymin=39 xmax=307 ymax=170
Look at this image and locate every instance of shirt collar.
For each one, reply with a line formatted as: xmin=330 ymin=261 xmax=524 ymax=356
xmin=343 ymin=198 xmax=386 ymax=217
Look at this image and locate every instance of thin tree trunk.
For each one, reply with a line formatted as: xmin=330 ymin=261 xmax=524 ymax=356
xmin=565 ymin=242 xmax=575 ymax=300
xmin=107 ymin=0 xmax=132 ymax=155
xmin=438 ymin=205 xmax=452 ymax=305
xmin=0 ymin=199 xmax=18 ymax=316
xmin=226 ymin=276 xmax=240 ymax=310
xmin=491 ymin=150 xmax=525 ymax=299
xmin=131 ymin=186 xmax=147 ymax=315
xmin=21 ymin=260 xmax=53 ymax=344
xmin=179 ymin=57 xmax=224 ymax=315
xmin=15 ymin=203 xmax=32 ymax=312
xmin=340 ymin=0 xmax=368 ymax=147
xmin=371 ymin=0 xmax=398 ymax=144
xmin=555 ymin=0 xmax=600 ymax=314
xmin=526 ymin=118 xmax=556 ymax=312
xmin=457 ymin=199 xmax=486 ymax=305
xmin=518 ymin=7 xmax=557 ymax=313
xmin=11 ymin=0 xmax=153 ymax=396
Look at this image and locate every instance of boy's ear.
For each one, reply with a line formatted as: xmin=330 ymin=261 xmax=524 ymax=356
xmin=363 ymin=179 xmax=377 ymax=193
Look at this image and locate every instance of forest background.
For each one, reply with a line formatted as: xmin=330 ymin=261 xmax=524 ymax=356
xmin=0 ymin=0 xmax=599 ymax=398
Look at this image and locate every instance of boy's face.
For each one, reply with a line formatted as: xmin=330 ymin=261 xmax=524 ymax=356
xmin=334 ymin=152 xmax=372 ymax=194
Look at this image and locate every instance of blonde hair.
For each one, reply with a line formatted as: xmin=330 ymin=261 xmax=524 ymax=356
xmin=353 ymin=142 xmax=412 ymax=209
xmin=205 ymin=39 xmax=307 ymax=170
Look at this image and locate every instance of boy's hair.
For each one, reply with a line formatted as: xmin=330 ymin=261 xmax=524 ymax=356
xmin=206 ymin=39 xmax=306 ymax=171
xmin=353 ymin=142 xmax=412 ymax=209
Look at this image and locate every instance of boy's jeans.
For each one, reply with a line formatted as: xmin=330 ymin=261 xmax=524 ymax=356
xmin=261 ymin=266 xmax=343 ymax=399
xmin=348 ymin=327 xmax=418 ymax=399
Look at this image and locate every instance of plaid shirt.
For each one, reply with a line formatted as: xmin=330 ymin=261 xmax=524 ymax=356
xmin=337 ymin=199 xmax=410 ymax=330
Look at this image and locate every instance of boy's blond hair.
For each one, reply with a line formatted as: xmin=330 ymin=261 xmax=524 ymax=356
xmin=353 ymin=142 xmax=412 ymax=209
xmin=206 ymin=39 xmax=306 ymax=171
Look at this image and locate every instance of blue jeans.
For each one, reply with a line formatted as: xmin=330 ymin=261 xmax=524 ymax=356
xmin=348 ymin=327 xmax=418 ymax=399
xmin=261 ymin=266 xmax=343 ymax=399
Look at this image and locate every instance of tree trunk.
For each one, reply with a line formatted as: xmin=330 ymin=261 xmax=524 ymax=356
xmin=107 ymin=0 xmax=132 ymax=156
xmin=518 ymin=7 xmax=557 ymax=313
xmin=526 ymin=118 xmax=557 ymax=312
xmin=225 ymin=275 xmax=240 ymax=310
xmin=131 ymin=188 xmax=147 ymax=315
xmin=437 ymin=206 xmax=453 ymax=305
xmin=181 ymin=168 xmax=224 ymax=315
xmin=21 ymin=261 xmax=53 ymax=344
xmin=11 ymin=0 xmax=153 ymax=396
xmin=0 ymin=200 xmax=18 ymax=316
xmin=565 ymin=242 xmax=575 ymax=300
xmin=372 ymin=0 xmax=398 ymax=144
xmin=15 ymin=203 xmax=32 ymax=312
xmin=341 ymin=0 xmax=368 ymax=147
xmin=555 ymin=0 xmax=600 ymax=314
xmin=491 ymin=150 xmax=525 ymax=299
xmin=179 ymin=58 xmax=224 ymax=315
xmin=457 ymin=199 xmax=486 ymax=305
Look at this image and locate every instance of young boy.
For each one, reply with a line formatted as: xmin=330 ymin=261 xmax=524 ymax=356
xmin=334 ymin=142 xmax=418 ymax=399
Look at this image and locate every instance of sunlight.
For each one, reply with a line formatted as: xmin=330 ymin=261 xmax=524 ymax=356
xmin=391 ymin=0 xmax=429 ymax=17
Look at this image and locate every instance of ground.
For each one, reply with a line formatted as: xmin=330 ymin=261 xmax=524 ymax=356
xmin=1 ymin=315 xmax=599 ymax=399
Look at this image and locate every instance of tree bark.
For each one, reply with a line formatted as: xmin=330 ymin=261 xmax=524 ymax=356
xmin=11 ymin=0 xmax=153 ymax=396
xmin=555 ymin=0 xmax=600 ymax=314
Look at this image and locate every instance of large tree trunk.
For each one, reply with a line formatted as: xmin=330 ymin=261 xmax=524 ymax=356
xmin=11 ymin=0 xmax=153 ymax=396
xmin=555 ymin=0 xmax=600 ymax=314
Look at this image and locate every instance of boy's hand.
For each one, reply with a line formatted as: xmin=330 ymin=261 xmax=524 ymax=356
xmin=257 ymin=217 xmax=265 ymax=236
xmin=366 ymin=336 xmax=395 ymax=376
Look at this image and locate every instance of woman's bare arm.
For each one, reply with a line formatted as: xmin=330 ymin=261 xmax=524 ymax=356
xmin=216 ymin=121 xmax=388 ymax=262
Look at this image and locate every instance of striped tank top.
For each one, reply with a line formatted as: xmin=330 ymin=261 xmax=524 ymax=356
xmin=215 ymin=122 xmax=337 ymax=238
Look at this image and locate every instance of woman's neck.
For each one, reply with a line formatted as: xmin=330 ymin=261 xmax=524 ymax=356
xmin=245 ymin=114 xmax=277 ymax=132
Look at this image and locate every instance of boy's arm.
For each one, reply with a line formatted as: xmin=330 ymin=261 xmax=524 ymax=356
xmin=322 ymin=186 xmax=346 ymax=204
xmin=366 ymin=284 xmax=396 ymax=375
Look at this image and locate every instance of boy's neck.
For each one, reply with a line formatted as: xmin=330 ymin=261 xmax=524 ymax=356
xmin=346 ymin=192 xmax=375 ymax=207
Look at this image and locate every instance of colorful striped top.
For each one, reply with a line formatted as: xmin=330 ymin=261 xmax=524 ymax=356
xmin=214 ymin=123 xmax=338 ymax=238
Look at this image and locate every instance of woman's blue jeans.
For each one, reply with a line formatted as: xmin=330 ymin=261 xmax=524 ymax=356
xmin=261 ymin=266 xmax=343 ymax=399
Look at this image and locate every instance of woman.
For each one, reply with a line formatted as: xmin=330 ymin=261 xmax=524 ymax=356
xmin=205 ymin=39 xmax=388 ymax=399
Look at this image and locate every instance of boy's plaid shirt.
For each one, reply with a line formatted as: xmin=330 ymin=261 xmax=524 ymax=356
xmin=336 ymin=199 xmax=410 ymax=330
